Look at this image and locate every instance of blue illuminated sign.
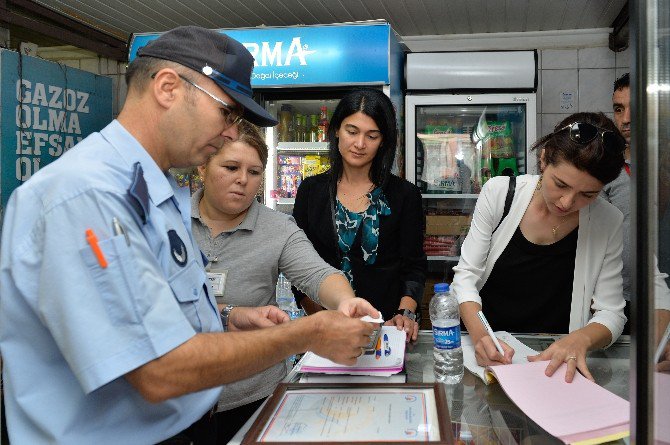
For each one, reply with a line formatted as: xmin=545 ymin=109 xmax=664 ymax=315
xmin=129 ymin=23 xmax=394 ymax=87
xmin=0 ymin=49 xmax=112 ymax=208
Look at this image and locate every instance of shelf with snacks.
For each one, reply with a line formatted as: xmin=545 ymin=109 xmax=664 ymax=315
xmin=276 ymin=198 xmax=296 ymax=206
xmin=276 ymin=142 xmax=330 ymax=152
xmin=273 ymin=152 xmax=331 ymax=202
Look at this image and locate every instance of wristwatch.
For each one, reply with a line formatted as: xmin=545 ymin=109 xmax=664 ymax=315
xmin=394 ymin=308 xmax=419 ymax=324
xmin=220 ymin=304 xmax=235 ymax=332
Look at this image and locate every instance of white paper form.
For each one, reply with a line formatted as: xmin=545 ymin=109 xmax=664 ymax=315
xmin=297 ymin=326 xmax=406 ymax=376
xmin=462 ymin=331 xmax=538 ymax=384
xmin=257 ymin=388 xmax=441 ymax=442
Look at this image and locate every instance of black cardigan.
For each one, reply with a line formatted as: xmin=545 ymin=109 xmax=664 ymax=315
xmin=292 ymin=172 xmax=427 ymax=320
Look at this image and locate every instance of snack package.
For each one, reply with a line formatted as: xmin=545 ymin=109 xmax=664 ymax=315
xmin=484 ymin=121 xmax=514 ymax=158
xmin=276 ymin=155 xmax=302 ymax=198
xmin=302 ymin=155 xmax=321 ymax=179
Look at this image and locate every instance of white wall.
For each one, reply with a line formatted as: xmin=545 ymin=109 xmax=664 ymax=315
xmin=538 ymin=47 xmax=630 ymax=138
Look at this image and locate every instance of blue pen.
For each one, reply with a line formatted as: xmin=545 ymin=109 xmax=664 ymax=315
xmin=383 ymin=333 xmax=391 ymax=356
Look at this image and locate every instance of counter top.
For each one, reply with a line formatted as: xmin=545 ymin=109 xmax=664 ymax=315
xmin=229 ymin=331 xmax=630 ymax=444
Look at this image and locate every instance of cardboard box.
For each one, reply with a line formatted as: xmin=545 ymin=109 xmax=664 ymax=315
xmin=425 ymin=215 xmax=472 ymax=236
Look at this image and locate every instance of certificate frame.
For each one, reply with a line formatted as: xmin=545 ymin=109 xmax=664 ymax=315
xmin=242 ymin=383 xmax=454 ymax=445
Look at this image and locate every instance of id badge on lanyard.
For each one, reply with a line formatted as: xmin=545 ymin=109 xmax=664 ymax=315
xmin=207 ymin=271 xmax=227 ymax=299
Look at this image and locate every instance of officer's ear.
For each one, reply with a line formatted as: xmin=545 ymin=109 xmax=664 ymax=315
xmin=150 ymin=69 xmax=181 ymax=109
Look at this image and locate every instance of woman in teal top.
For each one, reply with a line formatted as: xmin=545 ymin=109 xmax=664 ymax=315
xmin=294 ymin=88 xmax=427 ymax=341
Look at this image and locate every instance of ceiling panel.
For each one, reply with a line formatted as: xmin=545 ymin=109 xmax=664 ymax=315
xmin=506 ymin=0 xmax=529 ymax=32
xmin=561 ymin=0 xmax=589 ymax=30
xmin=33 ymin=0 xmax=627 ymax=40
xmin=486 ymin=0 xmax=507 ymax=33
xmin=420 ymin=0 xmax=452 ymax=36
xmin=542 ymin=0 xmax=570 ymax=31
xmin=448 ymin=0 xmax=474 ymax=35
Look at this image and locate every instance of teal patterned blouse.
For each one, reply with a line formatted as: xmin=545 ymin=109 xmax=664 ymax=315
xmin=335 ymin=187 xmax=391 ymax=287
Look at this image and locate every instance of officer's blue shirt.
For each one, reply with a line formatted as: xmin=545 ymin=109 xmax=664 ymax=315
xmin=0 ymin=120 xmax=222 ymax=444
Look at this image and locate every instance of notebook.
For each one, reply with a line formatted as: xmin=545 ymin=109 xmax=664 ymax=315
xmin=296 ymin=326 xmax=406 ymax=376
xmin=462 ymin=331 xmax=539 ymax=384
xmin=488 ymin=360 xmax=629 ymax=444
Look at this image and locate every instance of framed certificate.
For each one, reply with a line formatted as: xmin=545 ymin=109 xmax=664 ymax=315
xmin=242 ymin=383 xmax=454 ymax=444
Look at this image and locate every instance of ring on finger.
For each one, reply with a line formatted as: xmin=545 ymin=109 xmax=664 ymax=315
xmin=566 ymin=355 xmax=577 ymax=363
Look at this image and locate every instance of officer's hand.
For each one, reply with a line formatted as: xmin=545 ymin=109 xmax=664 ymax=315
xmin=337 ymin=297 xmax=380 ymax=319
xmin=228 ymin=306 xmax=290 ymax=331
xmin=306 ymin=311 xmax=375 ymax=365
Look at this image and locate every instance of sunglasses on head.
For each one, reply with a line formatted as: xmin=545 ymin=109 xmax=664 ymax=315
xmin=553 ymin=122 xmax=626 ymax=153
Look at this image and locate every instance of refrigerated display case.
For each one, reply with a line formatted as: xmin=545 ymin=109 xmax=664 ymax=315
xmin=250 ymin=22 xmax=404 ymax=214
xmin=262 ymin=96 xmax=339 ymax=214
xmin=405 ymin=51 xmax=537 ymax=272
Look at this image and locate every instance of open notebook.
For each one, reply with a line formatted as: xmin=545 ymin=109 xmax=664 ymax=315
xmin=462 ymin=331 xmax=539 ymax=384
xmin=296 ymin=326 xmax=406 ymax=376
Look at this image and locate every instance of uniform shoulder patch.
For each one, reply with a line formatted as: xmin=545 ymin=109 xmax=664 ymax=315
xmin=127 ymin=162 xmax=149 ymax=224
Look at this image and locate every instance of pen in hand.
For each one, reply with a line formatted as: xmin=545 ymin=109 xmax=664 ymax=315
xmin=477 ymin=310 xmax=506 ymax=358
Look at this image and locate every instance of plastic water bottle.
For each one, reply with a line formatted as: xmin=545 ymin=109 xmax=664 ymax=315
xmin=429 ymin=283 xmax=464 ymax=384
xmin=276 ymin=273 xmax=304 ymax=366
xmin=276 ymin=273 xmax=304 ymax=320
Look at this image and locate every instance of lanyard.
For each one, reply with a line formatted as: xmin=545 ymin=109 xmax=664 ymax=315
xmin=624 ymin=164 xmax=631 ymax=176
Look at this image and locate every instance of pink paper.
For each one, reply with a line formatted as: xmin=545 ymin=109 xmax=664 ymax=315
xmin=655 ymin=372 xmax=670 ymax=443
xmin=489 ymin=360 xmax=629 ymax=443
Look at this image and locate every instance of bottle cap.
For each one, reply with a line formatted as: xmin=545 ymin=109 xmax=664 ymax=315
xmin=434 ymin=283 xmax=449 ymax=292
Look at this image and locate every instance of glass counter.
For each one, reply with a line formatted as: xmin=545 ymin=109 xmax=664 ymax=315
xmin=229 ymin=332 xmax=630 ymax=444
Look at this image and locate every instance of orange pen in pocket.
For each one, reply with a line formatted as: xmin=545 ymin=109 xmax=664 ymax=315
xmin=86 ymin=229 xmax=108 ymax=269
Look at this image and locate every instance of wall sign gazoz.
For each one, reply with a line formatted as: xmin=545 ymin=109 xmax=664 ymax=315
xmin=0 ymin=49 xmax=112 ymax=208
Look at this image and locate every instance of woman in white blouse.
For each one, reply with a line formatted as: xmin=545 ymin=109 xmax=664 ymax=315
xmin=452 ymin=112 xmax=627 ymax=383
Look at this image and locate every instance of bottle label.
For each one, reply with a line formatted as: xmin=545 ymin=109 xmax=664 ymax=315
xmin=432 ymin=323 xmax=461 ymax=350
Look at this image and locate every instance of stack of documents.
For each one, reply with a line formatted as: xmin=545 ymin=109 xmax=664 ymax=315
xmin=489 ymin=361 xmax=629 ymax=444
xmin=296 ymin=326 xmax=406 ymax=377
xmin=462 ymin=331 xmax=629 ymax=444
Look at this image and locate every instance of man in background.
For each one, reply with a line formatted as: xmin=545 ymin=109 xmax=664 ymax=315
xmin=601 ymin=72 xmax=670 ymax=343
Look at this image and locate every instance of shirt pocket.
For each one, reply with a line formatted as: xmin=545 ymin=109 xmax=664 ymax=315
xmin=168 ymin=261 xmax=209 ymax=332
xmin=80 ymin=234 xmax=141 ymax=325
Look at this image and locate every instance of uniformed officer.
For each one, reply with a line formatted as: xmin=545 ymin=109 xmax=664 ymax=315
xmin=0 ymin=26 xmax=379 ymax=445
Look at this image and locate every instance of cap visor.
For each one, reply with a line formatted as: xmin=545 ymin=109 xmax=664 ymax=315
xmin=220 ymin=86 xmax=278 ymax=127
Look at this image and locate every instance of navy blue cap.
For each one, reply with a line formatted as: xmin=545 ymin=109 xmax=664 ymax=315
xmin=137 ymin=26 xmax=277 ymax=127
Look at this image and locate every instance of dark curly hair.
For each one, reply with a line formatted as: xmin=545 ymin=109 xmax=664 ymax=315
xmin=327 ymin=88 xmax=397 ymax=187
xmin=613 ymin=72 xmax=630 ymax=93
xmin=531 ymin=112 xmax=625 ymax=185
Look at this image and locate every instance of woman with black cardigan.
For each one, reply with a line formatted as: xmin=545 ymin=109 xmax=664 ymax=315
xmin=293 ymin=88 xmax=427 ymax=341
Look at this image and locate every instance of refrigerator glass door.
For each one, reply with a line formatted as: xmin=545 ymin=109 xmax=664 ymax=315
xmin=405 ymin=94 xmax=535 ymax=268
xmin=413 ymin=103 xmax=529 ymax=195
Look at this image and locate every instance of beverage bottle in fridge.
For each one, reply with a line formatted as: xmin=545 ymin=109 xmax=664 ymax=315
xmin=309 ymin=114 xmax=319 ymax=142
xmin=300 ymin=114 xmax=308 ymax=142
xmin=317 ymin=106 xmax=329 ymax=142
xmin=294 ymin=113 xmax=304 ymax=142
xmin=279 ymin=105 xmax=292 ymax=142
xmin=429 ymin=282 xmax=464 ymax=384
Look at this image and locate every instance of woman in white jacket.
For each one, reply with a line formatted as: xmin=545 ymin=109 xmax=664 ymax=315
xmin=452 ymin=112 xmax=627 ymax=383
